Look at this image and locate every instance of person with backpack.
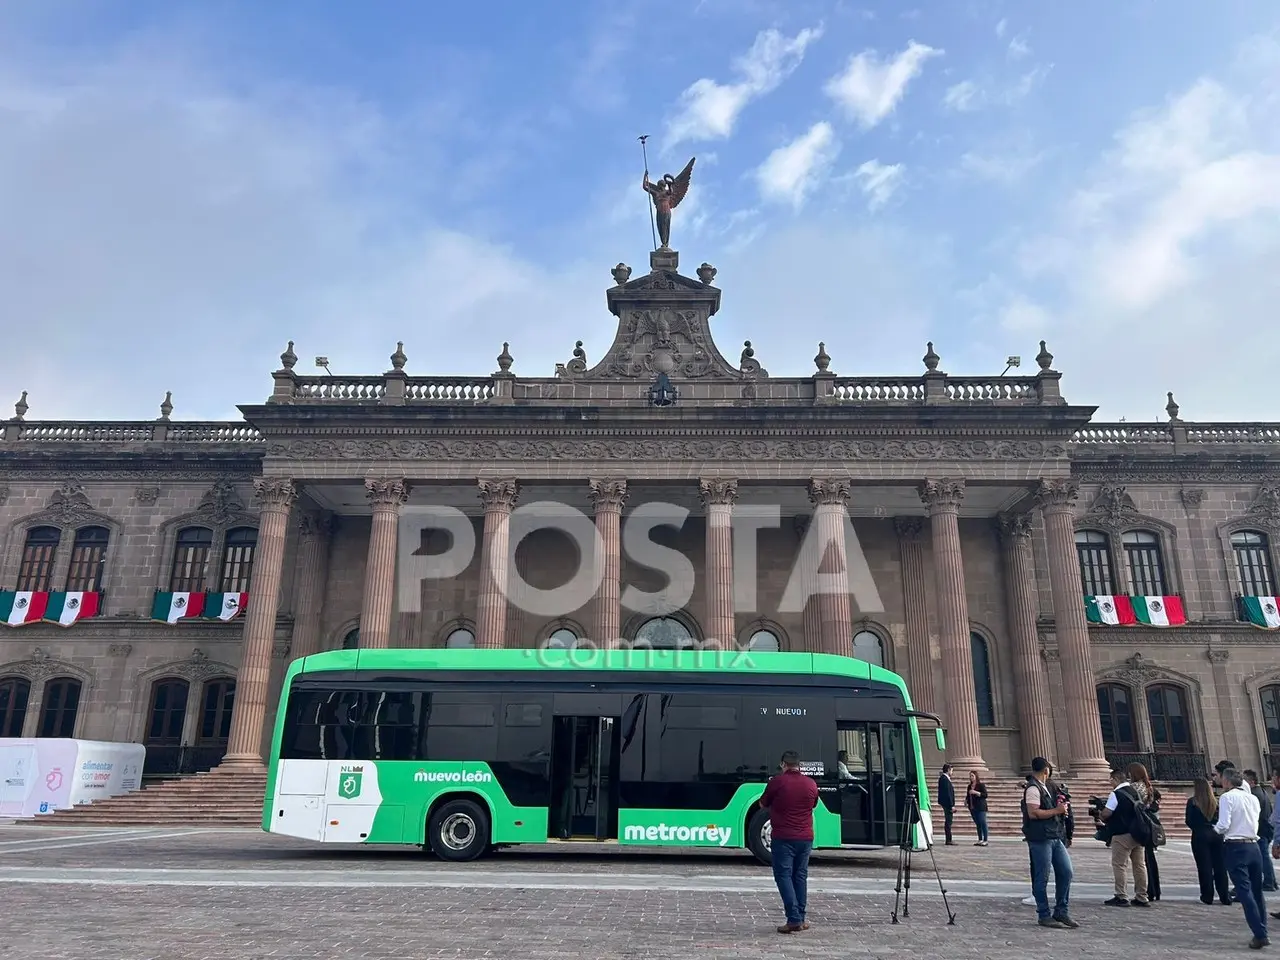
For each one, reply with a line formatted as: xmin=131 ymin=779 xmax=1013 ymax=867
xmin=1099 ymin=761 xmax=1157 ymax=906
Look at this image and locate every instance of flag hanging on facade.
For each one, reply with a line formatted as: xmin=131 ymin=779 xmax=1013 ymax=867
xmin=1084 ymin=595 xmax=1136 ymax=625
xmin=0 ymin=591 xmax=48 ymax=626
xmin=151 ymin=591 xmax=206 ymax=623
xmin=1131 ymin=595 xmax=1186 ymax=626
xmin=43 ymin=592 xmax=100 ymax=626
xmin=1241 ymin=595 xmax=1280 ymax=629
xmin=203 ymin=592 xmax=247 ymax=620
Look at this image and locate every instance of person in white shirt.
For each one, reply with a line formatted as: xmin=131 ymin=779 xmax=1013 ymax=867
xmin=1216 ymin=768 xmax=1269 ymax=948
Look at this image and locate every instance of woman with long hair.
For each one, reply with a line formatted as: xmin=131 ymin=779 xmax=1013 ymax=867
xmin=1184 ymin=776 xmax=1232 ymax=905
xmin=966 ymin=770 xmax=989 ymax=846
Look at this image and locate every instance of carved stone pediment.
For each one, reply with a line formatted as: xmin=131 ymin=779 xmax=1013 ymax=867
xmin=44 ymin=482 xmax=95 ymax=523
xmin=1246 ymin=484 xmax=1280 ymax=529
xmin=1085 ymin=483 xmax=1141 ymax=528
xmin=196 ymin=479 xmax=245 ymax=524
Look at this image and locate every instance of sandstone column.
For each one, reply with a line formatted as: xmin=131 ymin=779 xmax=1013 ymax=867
xmin=289 ymin=512 xmax=334 ymax=659
xmin=1036 ymin=479 xmax=1111 ymax=777
xmin=997 ymin=511 xmax=1056 ymax=767
xmin=809 ymin=479 xmax=853 ymax=655
xmin=221 ymin=477 xmax=296 ymax=767
xmin=589 ymin=478 xmax=628 ymax=647
xmin=360 ymin=478 xmax=409 ymax=650
xmin=894 ymin=516 xmax=936 ymax=714
xmin=476 ymin=478 xmax=519 ymax=648
xmin=699 ymin=478 xmax=738 ymax=647
xmin=918 ymin=479 xmax=986 ymax=770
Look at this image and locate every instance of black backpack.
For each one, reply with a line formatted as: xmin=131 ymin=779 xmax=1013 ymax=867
xmin=1124 ymin=787 xmax=1166 ymax=848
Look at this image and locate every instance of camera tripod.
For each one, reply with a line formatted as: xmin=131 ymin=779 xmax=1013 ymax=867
xmin=891 ymin=784 xmax=956 ymax=925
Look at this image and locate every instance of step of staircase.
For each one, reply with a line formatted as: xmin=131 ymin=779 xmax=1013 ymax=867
xmin=963 ymin=778 xmax=1192 ymax=840
xmin=20 ymin=767 xmax=268 ymax=827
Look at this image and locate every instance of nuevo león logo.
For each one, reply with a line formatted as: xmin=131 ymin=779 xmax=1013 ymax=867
xmin=413 ymin=768 xmax=494 ymax=783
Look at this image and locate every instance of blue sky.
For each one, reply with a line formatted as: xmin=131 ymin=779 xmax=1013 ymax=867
xmin=2 ymin=0 xmax=1278 ymax=422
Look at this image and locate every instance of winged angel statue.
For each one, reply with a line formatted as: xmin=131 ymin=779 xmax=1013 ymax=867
xmin=642 ymin=157 xmax=695 ymax=250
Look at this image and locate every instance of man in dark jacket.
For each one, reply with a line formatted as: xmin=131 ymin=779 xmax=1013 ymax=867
xmin=937 ymin=764 xmax=956 ymax=845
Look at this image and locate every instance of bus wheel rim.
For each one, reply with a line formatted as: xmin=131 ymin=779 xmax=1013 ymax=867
xmin=440 ymin=813 xmax=476 ymax=850
xmin=762 ymin=821 xmax=772 ymax=851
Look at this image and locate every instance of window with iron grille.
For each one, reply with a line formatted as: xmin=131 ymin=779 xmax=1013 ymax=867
xmin=1232 ymin=530 xmax=1276 ymax=597
xmin=66 ymin=526 xmax=109 ymax=592
xmin=1123 ymin=530 xmax=1166 ymax=596
xmin=16 ymin=526 xmax=60 ymax=592
xmin=219 ymin=527 xmax=257 ymax=593
xmin=169 ymin=527 xmax=213 ymax=592
xmin=1075 ymin=529 xmax=1114 ymax=595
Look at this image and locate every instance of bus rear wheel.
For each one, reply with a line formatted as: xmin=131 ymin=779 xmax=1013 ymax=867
xmin=746 ymin=808 xmax=772 ymax=866
xmin=427 ymin=798 xmax=491 ymax=861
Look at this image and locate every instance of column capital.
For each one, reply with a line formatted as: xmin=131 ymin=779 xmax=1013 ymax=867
xmin=918 ymin=478 xmax=965 ymax=511
xmin=478 ymin=477 xmax=519 ymax=511
xmin=297 ymin=511 xmax=337 ymax=538
xmin=995 ymin=511 xmax=1034 ymax=542
xmin=365 ymin=477 xmax=410 ymax=509
xmin=588 ymin=478 xmax=629 ymax=512
xmin=893 ymin=516 xmax=925 ymax=541
xmin=698 ymin=477 xmax=739 ymax=507
xmin=252 ymin=477 xmax=297 ymax=512
xmin=808 ymin=477 xmax=851 ymax=507
xmin=1033 ymin=478 xmax=1080 ymax=512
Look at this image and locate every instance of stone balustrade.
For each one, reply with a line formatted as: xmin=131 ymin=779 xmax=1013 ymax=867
xmin=1072 ymin=422 xmax=1280 ymax=452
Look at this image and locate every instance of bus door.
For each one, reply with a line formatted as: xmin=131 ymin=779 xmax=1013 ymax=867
xmin=835 ymin=722 xmax=911 ymax=846
xmin=549 ymin=694 xmax=622 ymax=841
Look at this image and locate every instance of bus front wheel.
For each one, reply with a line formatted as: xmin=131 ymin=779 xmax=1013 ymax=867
xmin=746 ymin=808 xmax=772 ymax=866
xmin=427 ymin=798 xmax=491 ymax=861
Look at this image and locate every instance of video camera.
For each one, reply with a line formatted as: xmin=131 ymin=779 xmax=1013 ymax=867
xmin=1086 ymin=795 xmax=1107 ymax=819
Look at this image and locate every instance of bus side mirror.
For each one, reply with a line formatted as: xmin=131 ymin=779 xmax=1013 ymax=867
xmin=935 ymin=728 xmax=947 ymax=751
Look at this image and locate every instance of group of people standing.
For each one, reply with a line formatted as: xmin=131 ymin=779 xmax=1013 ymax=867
xmin=935 ymin=763 xmax=991 ymax=846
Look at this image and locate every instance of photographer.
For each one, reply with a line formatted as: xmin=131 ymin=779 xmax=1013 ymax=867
xmin=1022 ymin=756 xmax=1077 ymax=929
xmin=1099 ymin=761 xmax=1153 ymax=907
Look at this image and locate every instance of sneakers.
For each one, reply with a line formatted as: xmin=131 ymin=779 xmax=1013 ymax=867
xmin=1104 ymin=897 xmax=1130 ymax=907
xmin=1038 ymin=916 xmax=1079 ymax=929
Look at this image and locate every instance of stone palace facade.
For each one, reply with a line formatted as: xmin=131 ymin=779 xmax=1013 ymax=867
xmin=2 ymin=247 xmax=1279 ymax=784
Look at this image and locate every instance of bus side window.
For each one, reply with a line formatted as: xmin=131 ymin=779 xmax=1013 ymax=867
xmin=420 ymin=695 xmax=498 ymax=762
xmin=836 ymin=728 xmax=867 ymax=778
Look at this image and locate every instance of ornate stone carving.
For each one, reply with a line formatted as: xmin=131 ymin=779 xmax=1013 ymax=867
xmin=605 ymin=308 xmax=723 ymax=379
xmin=0 ymin=485 xmax=9 ymax=506
xmin=588 ymin=478 xmax=628 ymax=511
xmin=183 ymin=648 xmax=224 ymax=680
xmin=1041 ymin=648 xmax=1061 ymax=663
xmin=298 ymin=512 xmax=336 ymax=538
xmin=365 ymin=477 xmax=410 ymax=508
xmin=996 ymin=511 xmax=1034 ymax=541
xmin=1084 ymin=483 xmax=1141 ymax=528
xmin=555 ymin=341 xmax=589 ymax=379
xmin=918 ymin=478 xmax=965 ymax=510
xmin=44 ymin=482 xmax=95 ymax=523
xmin=1071 ymin=465 xmax=1280 ymax=484
xmin=1206 ymin=648 xmax=1230 ymax=663
xmin=272 ymin=641 xmax=291 ymax=659
xmin=196 ymin=480 xmax=245 ymax=524
xmin=698 ymin=478 xmax=738 ymax=506
xmin=268 ymin=436 xmax=1069 ymax=462
xmin=809 ymin=478 xmax=851 ymax=507
xmin=134 ymin=486 xmax=160 ymax=505
xmin=108 ymin=643 xmax=132 ymax=657
xmin=15 ymin=647 xmax=81 ymax=682
xmin=1034 ymin=478 xmax=1080 ymax=511
xmin=478 ymin=478 xmax=519 ymax=511
xmin=893 ymin=516 xmax=925 ymax=541
xmin=3 ymin=468 xmax=258 ymax=483
xmin=252 ymin=477 xmax=297 ymax=511
xmin=1245 ymin=484 xmax=1280 ymax=529
xmin=1180 ymin=487 xmax=1206 ymax=509
xmin=738 ymin=341 xmax=768 ymax=379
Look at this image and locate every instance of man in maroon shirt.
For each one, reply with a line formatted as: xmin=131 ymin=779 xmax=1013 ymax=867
xmin=759 ymin=750 xmax=820 ymax=933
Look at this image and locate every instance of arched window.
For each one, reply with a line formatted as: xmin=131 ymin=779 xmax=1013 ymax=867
xmin=16 ymin=526 xmax=60 ymax=592
xmin=0 ymin=676 xmax=30 ymax=737
xmin=634 ymin=616 xmax=695 ymax=649
xmin=851 ymin=630 xmax=884 ymax=666
xmin=1261 ymin=684 xmax=1280 ymax=769
xmin=38 ymin=677 xmax=81 ymax=738
xmin=220 ymin=527 xmax=257 ymax=593
xmin=146 ymin=678 xmax=189 ymax=744
xmin=170 ymin=527 xmax=213 ymax=592
xmin=66 ymin=526 xmax=110 ymax=593
xmin=970 ymin=633 xmax=995 ymax=727
xmin=543 ymin=627 xmax=579 ymax=649
xmin=746 ymin=629 xmax=780 ymax=652
xmin=342 ymin=628 xmax=359 ymax=650
xmin=1097 ymin=683 xmax=1137 ymax=750
xmin=199 ymin=678 xmax=235 ymax=743
xmin=1232 ymin=530 xmax=1276 ymax=597
xmin=446 ymin=628 xmax=476 ymax=648
xmin=1147 ymin=683 xmax=1192 ymax=753
xmin=1123 ymin=530 xmax=1166 ymax=596
xmin=1075 ymin=530 xmax=1114 ymax=595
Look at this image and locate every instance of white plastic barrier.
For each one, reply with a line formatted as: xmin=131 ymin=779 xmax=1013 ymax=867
xmin=0 ymin=739 xmax=146 ymax=818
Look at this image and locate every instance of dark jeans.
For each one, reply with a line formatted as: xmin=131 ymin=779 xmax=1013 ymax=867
xmin=1190 ymin=830 xmax=1231 ymax=903
xmin=771 ymin=838 xmax=812 ymax=926
xmin=943 ymin=806 xmax=954 ymax=843
xmin=1027 ymin=839 xmax=1073 ymax=921
xmin=1260 ymin=835 xmax=1277 ymax=889
xmin=1224 ymin=839 xmax=1269 ymax=942
xmin=972 ymin=810 xmax=989 ymax=842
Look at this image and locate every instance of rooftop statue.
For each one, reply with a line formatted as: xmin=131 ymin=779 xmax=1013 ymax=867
xmin=642 ymin=156 xmax=695 ymax=250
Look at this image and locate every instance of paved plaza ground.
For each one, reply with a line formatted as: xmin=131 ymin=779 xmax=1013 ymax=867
xmin=0 ymin=824 xmax=1271 ymax=959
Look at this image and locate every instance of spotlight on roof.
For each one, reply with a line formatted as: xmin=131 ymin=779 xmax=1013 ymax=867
xmin=315 ymin=356 xmax=333 ymax=376
xmin=1000 ymin=355 xmax=1021 ymax=376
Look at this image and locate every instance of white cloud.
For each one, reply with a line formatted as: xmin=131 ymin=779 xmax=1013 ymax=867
xmin=664 ymin=26 xmax=823 ymax=147
xmin=852 ymin=159 xmax=904 ymax=210
xmin=943 ymin=80 xmax=979 ymax=111
xmin=995 ymin=19 xmax=1008 ymax=38
xmin=959 ymin=147 xmax=1046 ymax=183
xmin=824 ymin=40 xmax=942 ymax=128
xmin=1008 ymin=36 xmax=1031 ymax=60
xmin=943 ymin=65 xmax=1049 ymax=112
xmin=755 ymin=122 xmax=840 ymax=209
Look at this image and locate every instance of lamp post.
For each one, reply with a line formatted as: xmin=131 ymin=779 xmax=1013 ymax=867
xmin=648 ymin=372 xmax=678 ymax=407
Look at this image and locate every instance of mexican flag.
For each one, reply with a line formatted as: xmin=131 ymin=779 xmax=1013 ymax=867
xmin=1241 ymin=596 xmax=1280 ymax=629
xmin=44 ymin=591 xmax=100 ymax=626
xmin=204 ymin=592 xmax=247 ymax=620
xmin=0 ymin=591 xmax=48 ymax=626
xmin=1131 ymin=595 xmax=1186 ymax=626
xmin=151 ymin=591 xmax=206 ymax=623
xmin=1084 ymin=595 xmax=1136 ymax=625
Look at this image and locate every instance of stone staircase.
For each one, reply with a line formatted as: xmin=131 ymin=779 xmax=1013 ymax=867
xmin=963 ymin=777 xmax=1192 ymax=841
xmin=19 ymin=766 xmax=267 ymax=828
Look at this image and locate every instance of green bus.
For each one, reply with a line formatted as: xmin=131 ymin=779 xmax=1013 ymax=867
xmin=263 ymin=647 xmax=946 ymax=864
